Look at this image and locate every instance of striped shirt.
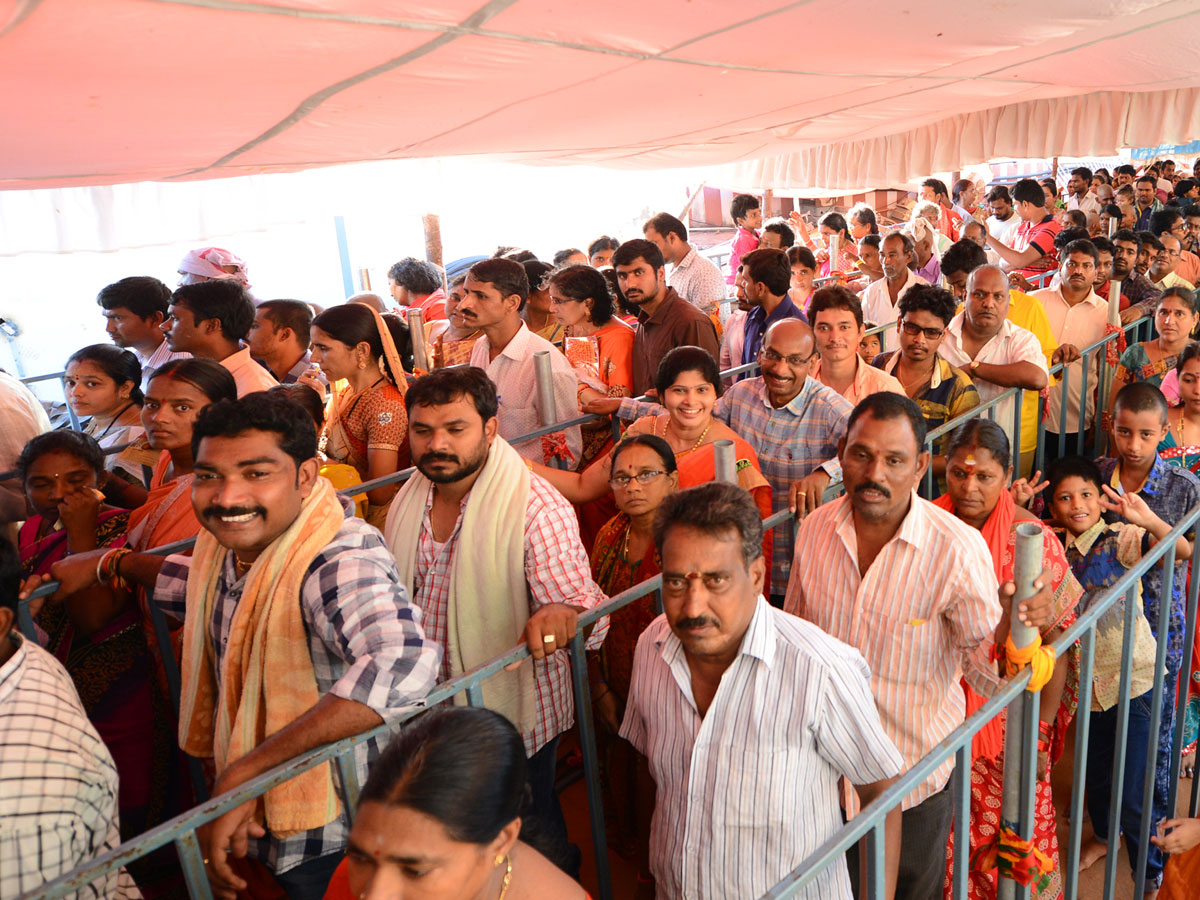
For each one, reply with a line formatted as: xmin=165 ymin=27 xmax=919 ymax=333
xmin=133 ymin=338 xmax=190 ymax=391
xmin=873 ymin=352 xmax=980 ymax=456
xmin=669 ymin=246 xmax=727 ymax=311
xmin=409 ymin=472 xmax=609 ymax=757
xmin=154 ymin=511 xmax=441 ymax=873
xmin=716 ymin=376 xmax=852 ymax=595
xmin=620 ymin=596 xmax=904 ymax=900
xmin=0 ymin=634 xmax=138 ymax=899
xmin=785 ymin=494 xmax=1003 ymax=808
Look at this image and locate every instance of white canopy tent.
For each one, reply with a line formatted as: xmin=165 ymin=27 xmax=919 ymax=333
xmin=2 ymin=0 xmax=1199 ymax=192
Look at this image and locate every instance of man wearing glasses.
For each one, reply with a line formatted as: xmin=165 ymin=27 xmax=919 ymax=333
xmin=1149 ymin=233 xmax=1196 ymax=292
xmin=871 ymin=283 xmax=979 ymax=484
xmin=1150 ymin=208 xmax=1200 ymax=286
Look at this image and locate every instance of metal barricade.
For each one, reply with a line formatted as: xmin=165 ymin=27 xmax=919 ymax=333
xmin=20 ymin=311 xmax=1198 ymax=900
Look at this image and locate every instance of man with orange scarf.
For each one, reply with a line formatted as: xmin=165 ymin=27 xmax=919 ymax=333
xmin=23 ymin=393 xmax=440 ymax=900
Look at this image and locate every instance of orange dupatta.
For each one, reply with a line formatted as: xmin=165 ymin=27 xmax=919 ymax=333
xmin=934 ymin=489 xmax=1014 ymax=761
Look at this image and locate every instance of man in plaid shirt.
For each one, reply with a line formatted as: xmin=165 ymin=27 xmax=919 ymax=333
xmin=30 ymin=393 xmax=440 ymax=900
xmin=385 ymin=366 xmax=609 ymax=876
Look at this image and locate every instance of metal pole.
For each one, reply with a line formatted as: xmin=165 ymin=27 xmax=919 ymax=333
xmin=333 ymin=215 xmax=354 ymax=298
xmin=533 ymin=351 xmax=564 ymax=470
xmin=828 ymin=233 xmax=841 ymax=273
xmin=713 ymin=439 xmax=736 ymax=483
xmin=406 ymin=308 xmax=431 ymax=373
xmin=569 ymin=632 xmax=613 ymax=900
xmin=1108 ymin=280 xmax=1123 ymax=324
xmin=997 ymin=522 xmax=1044 ymax=900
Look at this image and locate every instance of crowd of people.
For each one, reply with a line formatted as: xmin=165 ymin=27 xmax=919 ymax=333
xmin=4 ymin=158 xmax=1200 ymax=900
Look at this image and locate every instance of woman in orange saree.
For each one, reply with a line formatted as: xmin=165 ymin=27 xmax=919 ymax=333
xmin=935 ymin=420 xmax=1081 ymax=900
xmin=533 ymin=346 xmax=773 ymax=590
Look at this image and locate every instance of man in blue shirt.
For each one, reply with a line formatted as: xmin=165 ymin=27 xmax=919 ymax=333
xmin=739 ymin=248 xmax=806 ymax=370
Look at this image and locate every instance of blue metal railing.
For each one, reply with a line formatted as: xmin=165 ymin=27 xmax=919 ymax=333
xmin=16 ymin=300 xmax=1193 ymax=900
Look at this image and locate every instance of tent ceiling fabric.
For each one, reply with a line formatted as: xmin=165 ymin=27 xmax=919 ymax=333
xmin=2 ymin=0 xmax=1199 ymax=191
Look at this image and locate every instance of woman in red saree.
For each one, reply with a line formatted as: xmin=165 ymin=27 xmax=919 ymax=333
xmin=16 ymin=430 xmax=183 ymax=896
xmin=311 ymin=303 xmax=411 ymax=529
xmin=587 ymin=434 xmax=677 ymax=871
xmin=935 ymin=420 xmax=1082 ymax=900
xmin=532 ymin=346 xmax=774 ymax=590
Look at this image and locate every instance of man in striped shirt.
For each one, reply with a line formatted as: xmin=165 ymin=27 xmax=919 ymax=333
xmin=622 ymin=482 xmax=904 ymax=900
xmin=786 ymin=393 xmax=1058 ymax=900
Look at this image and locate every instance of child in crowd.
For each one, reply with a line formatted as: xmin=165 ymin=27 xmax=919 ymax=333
xmin=858 ymin=325 xmax=881 ymax=363
xmin=726 ymin=193 xmax=762 ymax=285
xmin=1057 ymin=381 xmax=1200 ymax=891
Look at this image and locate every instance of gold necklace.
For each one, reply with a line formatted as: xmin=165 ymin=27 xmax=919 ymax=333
xmin=657 ymin=414 xmax=711 ymax=456
xmin=497 ymin=855 xmax=512 ymax=900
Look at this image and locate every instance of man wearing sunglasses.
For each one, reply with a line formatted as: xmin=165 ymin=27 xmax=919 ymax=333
xmin=871 ymin=283 xmax=979 ymax=484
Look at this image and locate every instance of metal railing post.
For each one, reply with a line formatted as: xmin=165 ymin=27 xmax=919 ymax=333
xmin=1011 ymin=388 xmax=1023 ymax=476
xmin=713 ymin=439 xmax=736 ymax=483
xmin=1057 ymin=366 xmax=1069 ymax=460
xmin=1063 ymin=626 xmax=1096 ymax=900
xmin=1076 ymin=350 xmax=1089 ymax=455
xmin=533 ymin=351 xmax=565 ymax=470
xmin=569 ymin=632 xmax=613 ymax=900
xmin=406 ymin=308 xmax=430 ymax=373
xmin=1101 ymin=583 xmax=1141 ymax=894
xmin=1168 ymin=555 xmax=1199 ymax=817
xmin=996 ymin=523 xmax=1043 ymax=900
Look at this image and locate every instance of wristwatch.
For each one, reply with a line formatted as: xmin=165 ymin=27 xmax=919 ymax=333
xmin=970 ymin=359 xmax=981 ymax=373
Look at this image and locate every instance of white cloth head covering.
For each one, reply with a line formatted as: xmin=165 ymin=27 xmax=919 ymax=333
xmin=903 ymin=214 xmax=935 ymax=246
xmin=178 ymin=247 xmax=250 ymax=288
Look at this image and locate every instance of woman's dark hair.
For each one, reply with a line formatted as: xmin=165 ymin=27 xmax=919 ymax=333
xmin=192 ymin=392 xmax=318 ymax=468
xmin=66 ymin=343 xmax=144 ymax=405
xmin=786 ymin=245 xmax=817 ymax=270
xmin=359 ymin=708 xmax=527 ymax=845
xmin=1176 ymin=341 xmax=1200 ymax=375
xmin=547 ymin=264 xmax=614 ymax=325
xmin=587 ymin=235 xmax=621 ymax=259
xmin=1159 ymin=286 xmax=1198 ymax=315
xmin=655 ymin=346 xmax=723 ymax=399
xmin=313 ymin=303 xmax=407 ymax=383
xmin=818 ymin=212 xmax=851 ymax=240
xmin=382 ymin=312 xmax=414 ymax=374
xmin=945 ymin=418 xmax=1011 ymax=471
xmin=17 ymin=430 xmax=105 ymax=484
xmin=610 ymin=433 xmax=678 ymax=475
xmin=270 ymin=383 xmax=325 ymax=430
xmin=146 ymin=358 xmax=237 ymax=405
xmin=849 ymin=204 xmax=879 ymax=234
xmin=405 ymin=367 xmax=499 ymax=422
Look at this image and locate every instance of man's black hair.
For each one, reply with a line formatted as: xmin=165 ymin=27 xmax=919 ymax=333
xmin=644 ymin=212 xmax=688 ymax=244
xmin=97 ymin=276 xmax=172 ymax=320
xmin=171 ymin=280 xmax=256 ymax=342
xmin=739 ymin=248 xmax=791 ymax=296
xmin=612 ymin=239 xmax=665 ymax=272
xmin=257 ymin=299 xmax=314 ymax=347
xmin=1111 ymin=228 xmax=1142 ymax=248
xmin=1011 ymin=178 xmax=1046 ymax=207
xmin=468 ymin=258 xmax=530 ymax=306
xmin=897 ymin=283 xmax=958 ymax=328
xmin=940 ymin=239 xmax=987 ymax=277
xmin=986 ymin=185 xmax=1012 ymax=204
xmin=1062 ymin=238 xmax=1099 ymax=265
xmin=762 ymin=218 xmax=796 ymax=248
xmin=387 ymin=257 xmax=443 ymax=296
xmin=1115 ymin=164 xmax=1137 ymax=178
xmin=653 ymin=482 xmax=763 ymax=568
xmin=1092 ymin=235 xmax=1115 ymax=255
xmin=808 ymin=284 xmax=864 ymax=328
xmin=1046 ymin=455 xmax=1103 ymax=498
xmin=1071 ymin=166 xmax=1094 ymax=181
xmin=1149 ymin=208 xmax=1184 ymax=237
xmin=405 ymin=366 xmax=499 ymax=423
xmin=846 ymin=391 xmax=928 ymax=449
xmin=192 ymin=392 xmax=318 ymax=468
xmin=921 ymin=178 xmax=949 ymax=200
xmin=1112 ymin=381 xmax=1169 ymax=426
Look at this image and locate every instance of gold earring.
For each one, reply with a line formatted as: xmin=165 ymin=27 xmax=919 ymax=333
xmin=495 ymin=854 xmax=504 ymax=867
xmin=358 ymin=359 xmax=367 ymax=369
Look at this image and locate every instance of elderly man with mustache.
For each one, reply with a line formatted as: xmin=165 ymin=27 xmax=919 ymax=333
xmin=785 ymin=392 xmax=1060 ymax=900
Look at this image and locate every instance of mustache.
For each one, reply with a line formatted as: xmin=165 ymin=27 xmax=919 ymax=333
xmin=418 ymin=452 xmax=461 ymax=466
xmin=675 ymin=616 xmax=717 ymax=631
xmin=202 ymin=505 xmax=266 ymax=521
xmin=855 ymin=480 xmax=891 ymax=498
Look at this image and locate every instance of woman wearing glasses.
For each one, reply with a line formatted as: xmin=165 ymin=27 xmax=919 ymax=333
xmin=586 ymin=434 xmax=677 ymax=876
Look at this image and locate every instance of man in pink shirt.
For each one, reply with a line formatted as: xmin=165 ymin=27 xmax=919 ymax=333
xmin=726 ymin=193 xmax=762 ymax=285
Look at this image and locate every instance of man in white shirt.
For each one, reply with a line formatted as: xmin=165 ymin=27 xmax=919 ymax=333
xmin=97 ymin=276 xmax=190 ymax=391
xmin=861 ymin=232 xmax=927 ymax=352
xmin=643 ymin=212 xmax=727 ymax=312
xmin=1065 ymin=167 xmax=1102 ymax=214
xmin=985 ymin=186 xmax=1023 ymax=247
xmin=163 ymin=280 xmax=278 ymax=397
xmin=622 ymin=482 xmax=904 ymax=900
xmin=1033 ymin=239 xmax=1110 ymax=461
xmin=462 ymin=259 xmax=581 ymax=466
xmin=937 ymin=266 xmax=1049 ymax=471
xmin=0 ymin=539 xmax=138 ymax=899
